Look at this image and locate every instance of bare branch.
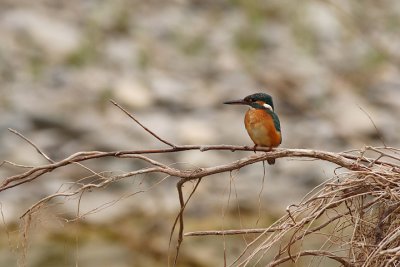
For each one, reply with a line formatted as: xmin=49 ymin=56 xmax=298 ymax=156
xmin=184 ymin=227 xmax=284 ymax=237
xmin=19 ymin=167 xmax=160 ymax=218
xmin=110 ymin=100 xmax=176 ymax=147
xmin=8 ymin=128 xmax=54 ymax=163
xmin=169 ymin=178 xmax=202 ymax=267
xmin=358 ymin=106 xmax=387 ymax=147
xmin=0 ymin=146 xmax=371 ymax=193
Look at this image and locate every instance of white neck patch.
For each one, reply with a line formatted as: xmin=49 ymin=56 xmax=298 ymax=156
xmin=263 ymin=103 xmax=273 ymax=111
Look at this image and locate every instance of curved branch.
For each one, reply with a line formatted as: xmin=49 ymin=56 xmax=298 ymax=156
xmin=0 ymin=146 xmax=371 ymax=192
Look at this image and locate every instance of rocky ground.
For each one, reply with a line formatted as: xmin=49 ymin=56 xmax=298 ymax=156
xmin=1 ymin=1 xmax=400 ymax=266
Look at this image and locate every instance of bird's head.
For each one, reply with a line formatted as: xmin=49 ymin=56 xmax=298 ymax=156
xmin=224 ymin=93 xmax=274 ymax=111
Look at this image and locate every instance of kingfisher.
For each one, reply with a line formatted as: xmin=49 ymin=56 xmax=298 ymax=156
xmin=224 ymin=93 xmax=282 ymax=164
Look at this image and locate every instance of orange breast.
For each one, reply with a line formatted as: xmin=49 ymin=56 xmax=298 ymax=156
xmin=244 ymin=109 xmax=281 ymax=148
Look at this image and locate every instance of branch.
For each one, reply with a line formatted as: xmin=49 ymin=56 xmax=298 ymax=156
xmin=184 ymin=227 xmax=284 ymax=237
xmin=8 ymin=128 xmax=54 ymax=164
xmin=0 ymin=146 xmax=371 ymax=192
xmin=110 ymin=100 xmax=176 ymax=147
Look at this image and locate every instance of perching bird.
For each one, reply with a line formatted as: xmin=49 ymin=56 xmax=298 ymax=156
xmin=224 ymin=93 xmax=282 ymax=164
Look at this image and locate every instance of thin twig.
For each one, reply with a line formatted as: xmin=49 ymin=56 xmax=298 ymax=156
xmin=110 ymin=100 xmax=176 ymax=147
xmin=358 ymin=106 xmax=387 ymax=147
xmin=168 ymin=178 xmax=202 ymax=267
xmin=184 ymin=227 xmax=284 ymax=236
xmin=8 ymin=128 xmax=54 ymax=163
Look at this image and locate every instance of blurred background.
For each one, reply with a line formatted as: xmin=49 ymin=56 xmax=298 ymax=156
xmin=1 ymin=0 xmax=400 ymax=266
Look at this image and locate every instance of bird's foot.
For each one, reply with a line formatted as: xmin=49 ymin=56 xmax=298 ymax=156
xmin=267 ymin=146 xmax=275 ymax=164
xmin=244 ymin=145 xmax=258 ymax=153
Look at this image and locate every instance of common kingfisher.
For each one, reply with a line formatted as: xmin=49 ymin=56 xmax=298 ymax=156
xmin=224 ymin=93 xmax=282 ymax=164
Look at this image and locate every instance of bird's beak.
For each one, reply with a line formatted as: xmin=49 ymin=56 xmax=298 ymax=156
xmin=223 ymin=99 xmax=247 ymax=105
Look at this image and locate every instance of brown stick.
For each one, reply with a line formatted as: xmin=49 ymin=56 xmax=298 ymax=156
xmin=8 ymin=128 xmax=55 ymax=163
xmin=110 ymin=100 xmax=176 ymax=147
xmin=0 ymin=147 xmax=369 ymax=192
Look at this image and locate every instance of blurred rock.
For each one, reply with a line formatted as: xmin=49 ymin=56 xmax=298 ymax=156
xmin=177 ymin=118 xmax=216 ymax=145
xmin=328 ymin=84 xmax=376 ymax=138
xmin=1 ymin=9 xmax=81 ymax=60
xmin=114 ymin=76 xmax=154 ymax=109
xmin=305 ymin=2 xmax=342 ymax=42
xmin=105 ymin=38 xmax=138 ymax=67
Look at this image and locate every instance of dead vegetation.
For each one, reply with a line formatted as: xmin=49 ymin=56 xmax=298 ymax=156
xmin=225 ymin=146 xmax=400 ymax=266
xmin=1 ymin=102 xmax=399 ymax=266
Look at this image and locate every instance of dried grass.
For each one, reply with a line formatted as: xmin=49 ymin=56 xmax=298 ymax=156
xmin=233 ymin=147 xmax=400 ymax=266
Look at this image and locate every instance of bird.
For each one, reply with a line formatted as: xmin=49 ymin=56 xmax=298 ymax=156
xmin=224 ymin=93 xmax=282 ymax=164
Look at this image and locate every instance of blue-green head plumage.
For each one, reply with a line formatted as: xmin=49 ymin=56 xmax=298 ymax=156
xmin=224 ymin=92 xmax=281 ymax=133
xmin=243 ymin=93 xmax=274 ymax=111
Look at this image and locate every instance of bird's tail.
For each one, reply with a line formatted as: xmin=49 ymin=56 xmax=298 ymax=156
xmin=267 ymin=158 xmax=275 ymax=165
